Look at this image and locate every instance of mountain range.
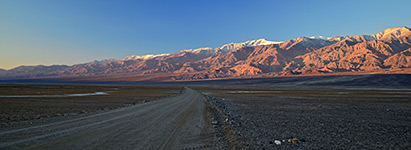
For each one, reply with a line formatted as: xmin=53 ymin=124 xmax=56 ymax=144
xmin=1 ymin=26 xmax=411 ymax=81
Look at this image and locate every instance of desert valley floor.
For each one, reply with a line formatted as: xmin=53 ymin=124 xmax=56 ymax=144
xmin=0 ymin=74 xmax=410 ymax=149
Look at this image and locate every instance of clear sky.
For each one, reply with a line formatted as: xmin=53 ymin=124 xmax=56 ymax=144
xmin=1 ymin=0 xmax=410 ymax=69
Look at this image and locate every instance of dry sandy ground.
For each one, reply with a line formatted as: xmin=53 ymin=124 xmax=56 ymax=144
xmin=0 ymin=87 xmax=222 ymax=150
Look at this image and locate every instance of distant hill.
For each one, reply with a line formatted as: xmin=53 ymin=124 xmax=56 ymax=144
xmin=1 ymin=27 xmax=411 ymax=81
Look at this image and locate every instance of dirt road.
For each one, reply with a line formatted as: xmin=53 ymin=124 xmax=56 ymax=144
xmin=0 ymin=87 xmax=216 ymax=150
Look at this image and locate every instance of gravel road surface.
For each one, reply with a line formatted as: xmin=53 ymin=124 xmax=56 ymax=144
xmin=0 ymin=87 xmax=217 ymax=150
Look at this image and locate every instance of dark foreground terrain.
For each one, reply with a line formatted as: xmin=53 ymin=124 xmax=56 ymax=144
xmin=0 ymin=74 xmax=410 ymax=149
xmin=198 ymin=87 xmax=411 ymax=149
xmin=0 ymin=84 xmax=180 ymax=124
xmin=0 ymin=87 xmax=225 ymax=150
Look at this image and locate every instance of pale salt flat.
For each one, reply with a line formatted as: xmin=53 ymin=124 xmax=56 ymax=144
xmin=0 ymin=92 xmax=108 ymax=98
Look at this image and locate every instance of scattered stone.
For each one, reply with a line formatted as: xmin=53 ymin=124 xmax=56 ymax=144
xmin=211 ymin=120 xmax=218 ymax=125
xmin=288 ymin=138 xmax=298 ymax=144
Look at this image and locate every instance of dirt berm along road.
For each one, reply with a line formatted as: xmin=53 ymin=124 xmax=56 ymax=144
xmin=0 ymin=87 xmax=217 ymax=150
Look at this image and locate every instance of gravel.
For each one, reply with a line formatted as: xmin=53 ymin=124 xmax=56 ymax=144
xmin=203 ymin=88 xmax=411 ymax=149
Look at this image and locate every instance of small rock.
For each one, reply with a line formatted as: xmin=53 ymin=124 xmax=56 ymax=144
xmin=288 ymin=138 xmax=298 ymax=144
xmin=211 ymin=120 xmax=218 ymax=125
xmin=292 ymin=138 xmax=298 ymax=144
xmin=274 ymin=140 xmax=281 ymax=145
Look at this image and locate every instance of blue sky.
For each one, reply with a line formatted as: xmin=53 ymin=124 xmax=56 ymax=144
xmin=1 ymin=0 xmax=410 ymax=69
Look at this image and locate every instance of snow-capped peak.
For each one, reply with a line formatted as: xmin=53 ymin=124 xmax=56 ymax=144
xmin=371 ymin=26 xmax=411 ymax=40
xmin=121 ymin=54 xmax=170 ymax=61
xmin=181 ymin=39 xmax=282 ymax=55
xmin=325 ymin=26 xmax=411 ymax=43
xmin=308 ymin=36 xmax=329 ymax=40
xmin=242 ymin=39 xmax=283 ymax=47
